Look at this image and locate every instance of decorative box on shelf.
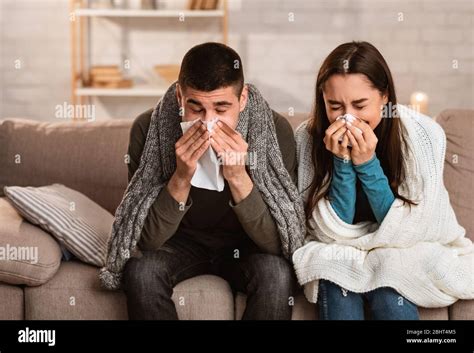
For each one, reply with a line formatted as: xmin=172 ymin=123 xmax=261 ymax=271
xmin=154 ymin=65 xmax=180 ymax=84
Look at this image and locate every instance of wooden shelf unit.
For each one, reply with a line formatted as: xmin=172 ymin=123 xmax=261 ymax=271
xmin=69 ymin=0 xmax=229 ymax=113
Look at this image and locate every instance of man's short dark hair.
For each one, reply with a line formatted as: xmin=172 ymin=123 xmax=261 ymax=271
xmin=178 ymin=42 xmax=244 ymax=96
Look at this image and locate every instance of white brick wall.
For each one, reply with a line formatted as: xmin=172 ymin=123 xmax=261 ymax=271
xmin=0 ymin=0 xmax=472 ymax=121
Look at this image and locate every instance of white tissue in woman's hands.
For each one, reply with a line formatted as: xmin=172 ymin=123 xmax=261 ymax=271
xmin=336 ymin=114 xmax=363 ymax=147
xmin=180 ymin=118 xmax=224 ymax=192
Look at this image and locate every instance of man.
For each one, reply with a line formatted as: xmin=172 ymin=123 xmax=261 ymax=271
xmin=100 ymin=42 xmax=305 ymax=320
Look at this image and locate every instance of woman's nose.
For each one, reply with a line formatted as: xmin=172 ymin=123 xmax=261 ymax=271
xmin=345 ymin=108 xmax=356 ymax=116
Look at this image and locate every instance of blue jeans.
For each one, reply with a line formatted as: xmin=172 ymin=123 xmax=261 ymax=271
xmin=318 ymin=279 xmax=419 ymax=320
xmin=122 ymin=233 xmax=296 ymax=320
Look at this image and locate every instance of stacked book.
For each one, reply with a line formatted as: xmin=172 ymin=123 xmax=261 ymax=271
xmin=89 ymin=65 xmax=133 ymax=88
xmin=187 ymin=0 xmax=219 ymax=10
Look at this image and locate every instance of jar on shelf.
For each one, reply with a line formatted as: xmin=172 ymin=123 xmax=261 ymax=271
xmin=90 ymin=0 xmax=113 ymax=8
xmin=141 ymin=0 xmax=157 ymax=9
xmin=112 ymin=0 xmax=125 ymax=8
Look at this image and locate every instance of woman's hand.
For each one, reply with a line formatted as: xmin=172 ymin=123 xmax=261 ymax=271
xmin=345 ymin=118 xmax=378 ymax=165
xmin=323 ymin=118 xmax=351 ymax=162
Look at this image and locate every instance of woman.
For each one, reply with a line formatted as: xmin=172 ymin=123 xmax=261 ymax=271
xmin=292 ymin=41 xmax=473 ymax=320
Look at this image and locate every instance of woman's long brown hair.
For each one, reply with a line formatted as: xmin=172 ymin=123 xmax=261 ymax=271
xmin=305 ymin=41 xmax=417 ymax=219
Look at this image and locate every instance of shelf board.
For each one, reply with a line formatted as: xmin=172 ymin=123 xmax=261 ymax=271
xmin=74 ymin=9 xmax=225 ymax=18
xmin=75 ymin=85 xmax=167 ymax=97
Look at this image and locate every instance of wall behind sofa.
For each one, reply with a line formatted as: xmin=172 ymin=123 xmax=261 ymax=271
xmin=0 ymin=0 xmax=472 ymax=121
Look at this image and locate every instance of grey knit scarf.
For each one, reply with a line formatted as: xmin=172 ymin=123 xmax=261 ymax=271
xmin=99 ymin=83 xmax=305 ymax=290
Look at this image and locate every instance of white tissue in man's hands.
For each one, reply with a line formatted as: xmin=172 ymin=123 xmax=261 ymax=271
xmin=336 ymin=113 xmax=363 ymax=147
xmin=180 ymin=118 xmax=224 ymax=192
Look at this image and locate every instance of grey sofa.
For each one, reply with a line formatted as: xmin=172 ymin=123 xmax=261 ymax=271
xmin=0 ymin=109 xmax=472 ymax=320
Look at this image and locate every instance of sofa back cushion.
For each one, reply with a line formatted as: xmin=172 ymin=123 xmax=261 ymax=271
xmin=281 ymin=112 xmax=309 ymax=131
xmin=0 ymin=118 xmax=131 ymax=215
xmin=1 ymin=110 xmax=471 ymax=242
xmin=436 ymin=109 xmax=473 ymax=241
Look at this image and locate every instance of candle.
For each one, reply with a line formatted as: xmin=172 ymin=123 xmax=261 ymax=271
xmin=410 ymin=91 xmax=429 ymax=115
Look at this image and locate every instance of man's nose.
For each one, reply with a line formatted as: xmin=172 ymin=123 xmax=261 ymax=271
xmin=201 ymin=111 xmax=215 ymax=122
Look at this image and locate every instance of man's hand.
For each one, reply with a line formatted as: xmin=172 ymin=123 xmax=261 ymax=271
xmin=210 ymin=120 xmax=253 ymax=204
xmin=168 ymin=120 xmax=210 ymax=204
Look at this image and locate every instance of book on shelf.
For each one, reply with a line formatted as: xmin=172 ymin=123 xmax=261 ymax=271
xmin=187 ymin=0 xmax=219 ymax=10
xmin=88 ymin=65 xmax=133 ymax=89
xmin=92 ymin=75 xmax=124 ymax=83
xmin=91 ymin=79 xmax=133 ymax=89
xmin=89 ymin=65 xmax=121 ymax=76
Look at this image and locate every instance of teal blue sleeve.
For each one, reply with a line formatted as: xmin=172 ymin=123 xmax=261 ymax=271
xmin=329 ymin=156 xmax=357 ymax=224
xmin=353 ymin=154 xmax=395 ymax=224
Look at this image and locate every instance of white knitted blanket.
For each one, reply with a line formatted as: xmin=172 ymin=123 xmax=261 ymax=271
xmin=293 ymin=105 xmax=474 ymax=308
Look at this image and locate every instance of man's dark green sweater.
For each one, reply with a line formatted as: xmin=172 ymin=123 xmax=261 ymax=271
xmin=128 ymin=109 xmax=296 ymax=255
